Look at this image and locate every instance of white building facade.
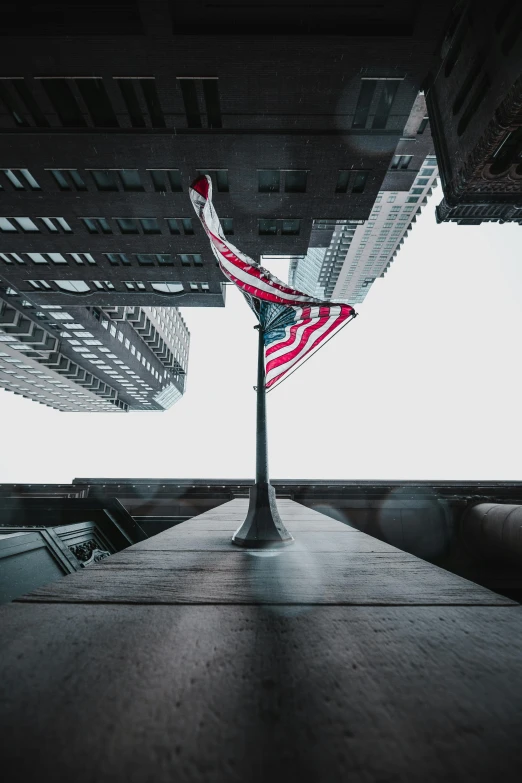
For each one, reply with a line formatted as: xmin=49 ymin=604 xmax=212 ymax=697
xmin=332 ymin=155 xmax=438 ymax=303
xmin=0 ymin=292 xmax=189 ymax=412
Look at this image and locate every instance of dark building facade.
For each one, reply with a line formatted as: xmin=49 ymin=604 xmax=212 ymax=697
xmin=426 ymin=1 xmax=522 ymax=225
xmin=0 ymin=1 xmax=454 ymax=305
xmin=0 ymin=289 xmax=189 ymax=411
xmin=0 ymin=491 xmax=146 ymax=603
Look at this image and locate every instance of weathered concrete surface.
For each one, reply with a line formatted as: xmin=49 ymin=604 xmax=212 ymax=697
xmin=1 ymin=499 xmax=521 ymax=783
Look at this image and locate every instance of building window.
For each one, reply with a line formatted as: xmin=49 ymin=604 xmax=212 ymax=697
xmin=140 ymin=218 xmax=161 ymax=234
xmin=75 ymin=77 xmax=118 ymax=128
xmin=167 ymin=218 xmax=194 ymax=235
xmin=69 ymin=253 xmax=96 ymax=265
xmin=42 ymin=217 xmax=73 ymax=233
xmin=49 ymin=169 xmax=87 ymax=191
xmin=116 ymin=218 xmax=139 ymax=234
xmin=259 ymin=219 xmax=278 ymax=235
xmin=149 ymin=169 xmax=183 ymax=192
xmin=151 ymin=282 xmax=184 ymax=293
xmin=136 ymin=254 xmax=155 ymax=265
xmin=417 ymin=117 xmax=429 ymax=134
xmin=38 ymin=78 xmax=86 ymax=127
xmin=352 ymin=80 xmax=377 ymax=128
xmin=221 ymin=218 xmax=234 ymax=235
xmin=372 ymin=81 xmax=400 ymax=129
xmin=353 ymin=78 xmax=401 ymax=129
xmin=1 ymin=168 xmax=41 ymax=191
xmin=90 ymin=170 xmax=118 ymax=192
xmin=177 ymin=77 xmax=222 ymax=129
xmin=197 ymin=169 xmax=229 ymax=193
xmin=281 ymin=219 xmax=300 ymax=235
xmin=258 ymin=170 xmax=280 ymax=193
xmin=28 ymin=279 xmax=52 ymax=289
xmin=336 ymin=170 xmax=369 ymax=194
xmin=0 ymin=218 xmax=17 ymax=232
xmin=284 ymin=171 xmax=307 ymax=193
xmin=390 ymin=155 xmax=412 ymax=170
xmin=157 ymin=254 xmax=175 ymax=265
xmin=118 ymin=169 xmax=144 ymax=192
xmin=179 ymin=253 xmax=203 ymax=266
xmin=105 ymin=253 xmax=131 ymax=266
xmin=54 ymin=280 xmax=91 ymax=293
xmin=114 ymin=77 xmax=165 ymax=128
xmin=82 ymin=217 xmax=112 ymax=234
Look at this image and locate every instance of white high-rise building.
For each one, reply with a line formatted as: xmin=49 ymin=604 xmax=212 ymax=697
xmin=0 ymin=291 xmax=189 ymax=412
xmin=332 ymin=155 xmax=438 ymax=303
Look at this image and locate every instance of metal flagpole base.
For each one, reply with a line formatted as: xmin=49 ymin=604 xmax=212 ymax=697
xmin=231 ymin=483 xmax=294 ymax=548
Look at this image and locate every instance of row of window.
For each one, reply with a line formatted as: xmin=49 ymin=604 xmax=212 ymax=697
xmin=26 ymin=280 xmax=209 ymax=294
xmin=0 ymin=215 xmax=305 ymax=237
xmin=0 ymin=252 xmax=205 ymax=266
xmin=0 ymin=75 xmax=403 ymax=132
xmin=0 ymin=167 xmax=370 ymax=195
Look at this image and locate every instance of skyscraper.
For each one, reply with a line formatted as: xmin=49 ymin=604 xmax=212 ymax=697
xmin=0 ymin=289 xmax=189 ymax=412
xmin=0 ymin=0 xmax=454 ymax=305
xmin=289 ymin=95 xmax=438 ymax=303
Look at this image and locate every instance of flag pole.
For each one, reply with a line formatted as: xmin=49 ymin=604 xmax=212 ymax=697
xmin=231 ymin=325 xmax=294 ymax=547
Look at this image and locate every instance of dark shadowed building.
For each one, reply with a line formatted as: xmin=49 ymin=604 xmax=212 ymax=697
xmin=0 ymin=0 xmax=453 ymax=305
xmin=426 ymin=1 xmax=522 ymax=225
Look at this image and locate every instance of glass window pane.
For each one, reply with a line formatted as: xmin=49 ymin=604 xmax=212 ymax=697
xmin=181 ymin=218 xmax=194 ymax=235
xmin=116 ymin=218 xmax=139 ymax=234
xmin=281 ymin=219 xmax=300 ymax=235
xmin=140 ymin=218 xmax=161 ymax=234
xmin=150 ymin=170 xmax=167 ymax=191
xmin=259 ymin=219 xmax=278 ymax=235
xmin=353 ymin=80 xmax=377 ymax=129
xmin=98 ymin=218 xmax=112 ymax=234
xmin=335 ymin=171 xmax=350 ymax=193
xmin=0 ymin=218 xmax=17 ymax=232
xmin=70 ymin=170 xmax=87 ymax=190
xmin=258 ymin=170 xmax=280 ymax=193
xmin=91 ymin=170 xmax=118 ymax=191
xmin=119 ymin=169 xmax=144 ymax=192
xmin=136 ymin=254 xmax=155 ymax=265
xmin=50 ymin=170 xmax=70 ymax=190
xmin=351 ymin=171 xmax=369 ymax=193
xmin=284 ymin=171 xmax=307 ymax=193
xmin=215 ymin=170 xmax=229 ymax=192
xmin=82 ymin=218 xmax=98 ymax=233
xmin=167 ymin=170 xmax=182 ymax=192
xmin=221 ymin=218 xmax=234 ymax=235
xmin=167 ymin=218 xmax=180 ymax=234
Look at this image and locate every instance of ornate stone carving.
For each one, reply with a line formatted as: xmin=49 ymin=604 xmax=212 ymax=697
xmin=448 ymin=76 xmax=522 ymax=204
xmin=69 ymin=539 xmax=111 ymax=567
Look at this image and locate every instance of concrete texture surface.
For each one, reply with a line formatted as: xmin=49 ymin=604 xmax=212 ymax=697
xmin=1 ymin=498 xmax=521 ymax=782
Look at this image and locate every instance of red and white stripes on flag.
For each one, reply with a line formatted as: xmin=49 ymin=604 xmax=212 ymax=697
xmin=190 ymin=175 xmax=356 ymax=389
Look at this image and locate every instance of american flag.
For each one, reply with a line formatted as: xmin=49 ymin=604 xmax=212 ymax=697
xmin=190 ymin=175 xmax=356 ymax=390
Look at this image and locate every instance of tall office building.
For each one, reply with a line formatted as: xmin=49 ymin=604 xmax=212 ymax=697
xmin=0 ymin=288 xmax=189 ymax=412
xmin=289 ymin=95 xmax=438 ymax=303
xmin=426 ymin=2 xmax=522 ymax=225
xmin=331 ymin=154 xmax=438 ymax=303
xmin=0 ymin=1 xmax=453 ymax=306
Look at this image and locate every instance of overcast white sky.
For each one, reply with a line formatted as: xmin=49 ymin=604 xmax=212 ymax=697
xmin=1 ymin=182 xmax=521 ymax=484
